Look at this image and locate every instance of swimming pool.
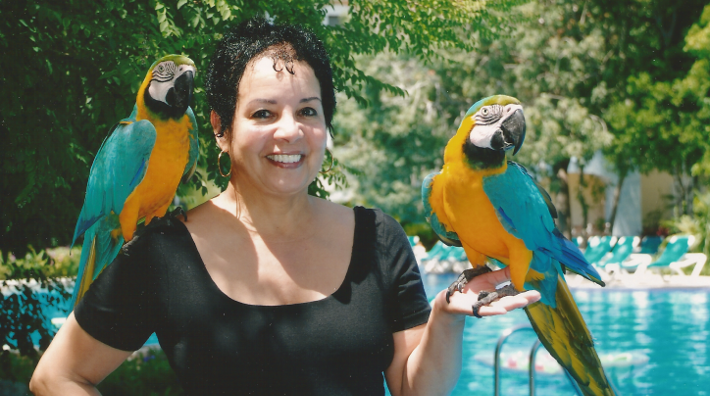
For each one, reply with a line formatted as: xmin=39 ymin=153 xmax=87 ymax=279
xmin=420 ymin=272 xmax=710 ymax=396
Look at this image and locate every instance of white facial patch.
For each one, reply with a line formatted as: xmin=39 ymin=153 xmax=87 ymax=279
xmin=147 ymin=61 xmax=196 ymax=104
xmin=148 ymin=61 xmax=176 ymax=103
xmin=468 ymin=103 xmax=524 ymax=148
xmin=468 ymin=123 xmax=500 ymax=149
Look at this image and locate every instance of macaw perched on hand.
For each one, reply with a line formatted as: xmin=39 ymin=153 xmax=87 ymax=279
xmin=71 ymin=55 xmax=198 ymax=306
xmin=422 ymin=95 xmax=615 ymax=396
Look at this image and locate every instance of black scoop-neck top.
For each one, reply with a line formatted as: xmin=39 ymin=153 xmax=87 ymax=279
xmin=75 ymin=206 xmax=431 ymax=395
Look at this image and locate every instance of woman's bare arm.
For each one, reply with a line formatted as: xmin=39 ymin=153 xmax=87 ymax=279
xmin=30 ymin=312 xmax=133 ymax=396
xmin=385 ymin=267 xmax=541 ymax=396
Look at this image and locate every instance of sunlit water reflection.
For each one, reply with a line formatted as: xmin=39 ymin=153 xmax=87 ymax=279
xmin=421 ymin=272 xmax=710 ymax=396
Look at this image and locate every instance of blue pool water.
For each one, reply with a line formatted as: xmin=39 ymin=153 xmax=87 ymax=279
xmin=420 ymin=273 xmax=710 ymax=396
xmin=18 ymin=274 xmax=710 ymax=395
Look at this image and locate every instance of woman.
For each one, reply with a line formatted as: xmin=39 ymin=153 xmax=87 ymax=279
xmin=30 ymin=18 xmax=539 ymax=395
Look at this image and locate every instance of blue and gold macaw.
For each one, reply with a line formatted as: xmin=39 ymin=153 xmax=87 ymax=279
xmin=71 ymin=55 xmax=198 ymax=306
xmin=422 ymin=95 xmax=615 ymax=396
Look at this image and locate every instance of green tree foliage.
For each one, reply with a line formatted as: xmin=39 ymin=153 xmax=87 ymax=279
xmin=661 ymin=5 xmax=710 ymax=261
xmin=681 ymin=5 xmax=710 ymax=179
xmin=333 ymin=0 xmax=614 ymax=234
xmin=0 ymin=0 xmax=496 ymax=257
xmin=335 ymin=0 xmax=710 ymax=236
xmin=600 ymin=0 xmax=709 ymax=218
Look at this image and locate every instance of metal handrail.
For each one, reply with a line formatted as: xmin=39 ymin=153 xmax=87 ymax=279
xmin=528 ymin=339 xmax=543 ymax=396
xmin=494 ymin=324 xmax=535 ymax=396
xmin=494 ymin=325 xmax=583 ymax=396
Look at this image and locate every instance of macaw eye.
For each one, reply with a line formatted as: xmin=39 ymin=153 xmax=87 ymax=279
xmin=481 ymin=108 xmax=489 ymax=115
xmin=152 ymin=61 xmax=177 ymax=82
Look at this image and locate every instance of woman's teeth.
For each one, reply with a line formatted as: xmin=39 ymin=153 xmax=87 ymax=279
xmin=267 ymin=154 xmax=302 ymax=164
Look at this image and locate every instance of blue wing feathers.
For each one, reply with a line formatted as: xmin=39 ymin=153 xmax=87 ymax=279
xmin=183 ymin=107 xmax=199 ymax=180
xmin=130 ymin=159 xmax=148 ymax=187
xmin=484 ymin=161 xmax=604 ymax=294
xmin=71 ymin=105 xmax=156 ymax=305
xmin=496 ymin=207 xmax=517 ymax=232
xmin=72 ymin=107 xmax=156 ymax=245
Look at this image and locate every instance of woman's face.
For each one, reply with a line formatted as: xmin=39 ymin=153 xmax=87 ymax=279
xmin=220 ymin=56 xmax=327 ymax=197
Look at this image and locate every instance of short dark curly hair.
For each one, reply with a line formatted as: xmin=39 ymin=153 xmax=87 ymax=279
xmin=205 ymin=17 xmax=336 ymax=136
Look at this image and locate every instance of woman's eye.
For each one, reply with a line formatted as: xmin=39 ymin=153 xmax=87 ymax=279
xmin=252 ymin=110 xmax=271 ymax=119
xmin=299 ymin=107 xmax=318 ymax=117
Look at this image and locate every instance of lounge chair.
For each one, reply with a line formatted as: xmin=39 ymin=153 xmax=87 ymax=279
xmin=421 ymin=241 xmax=445 ymax=260
xmin=571 ymin=236 xmax=585 ymax=249
xmin=633 ymin=235 xmax=707 ymax=278
xmin=614 ymin=236 xmax=662 ymax=275
xmin=584 ymin=236 xmax=618 ymax=265
xmin=448 ymin=246 xmax=470 ymax=273
xmin=409 ymin=235 xmax=428 ymax=263
xmin=408 ymin=236 xmax=420 ymax=247
xmin=595 ymin=236 xmax=640 ymax=279
xmin=638 ymin=235 xmax=663 ymax=255
xmin=421 ymin=241 xmax=451 ymax=273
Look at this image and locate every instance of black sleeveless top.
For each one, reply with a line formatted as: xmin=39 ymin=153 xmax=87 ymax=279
xmin=75 ymin=206 xmax=431 ymax=395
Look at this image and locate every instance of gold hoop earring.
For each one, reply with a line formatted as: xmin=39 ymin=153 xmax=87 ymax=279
xmin=320 ymin=148 xmax=334 ymax=174
xmin=218 ymin=150 xmax=232 ymax=178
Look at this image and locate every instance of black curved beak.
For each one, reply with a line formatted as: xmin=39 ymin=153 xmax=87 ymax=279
xmin=166 ymin=70 xmax=194 ymax=115
xmin=500 ymin=108 xmax=526 ymax=155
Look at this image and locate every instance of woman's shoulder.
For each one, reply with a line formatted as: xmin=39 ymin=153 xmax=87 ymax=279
xmin=309 ymin=197 xmax=356 ymax=236
xmin=351 ymin=205 xmax=402 ymax=232
xmin=181 ymin=196 xmax=231 ymax=228
xmin=184 ymin=196 xmax=220 ymax=220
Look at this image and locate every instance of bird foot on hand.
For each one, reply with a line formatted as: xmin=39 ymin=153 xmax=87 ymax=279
xmin=169 ymin=206 xmax=188 ymax=221
xmin=471 ymin=284 xmax=520 ymax=318
xmin=445 ymin=266 xmax=493 ymax=303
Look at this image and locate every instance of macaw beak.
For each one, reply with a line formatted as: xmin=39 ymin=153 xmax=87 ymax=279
xmin=499 ymin=108 xmax=526 ymax=155
xmin=166 ymin=69 xmax=195 ymax=115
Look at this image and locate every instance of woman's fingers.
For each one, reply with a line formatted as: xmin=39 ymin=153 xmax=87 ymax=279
xmin=486 ymin=290 xmax=541 ymax=313
xmin=438 ymin=266 xmax=542 ymax=317
xmin=443 ymin=288 xmax=540 ymax=317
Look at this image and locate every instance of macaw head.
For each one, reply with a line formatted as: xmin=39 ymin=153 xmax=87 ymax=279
xmin=454 ymin=95 xmax=526 ymax=168
xmin=141 ymin=54 xmax=196 ymax=119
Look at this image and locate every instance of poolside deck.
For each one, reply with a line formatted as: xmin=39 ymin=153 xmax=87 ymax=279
xmin=567 ymin=273 xmax=710 ymax=290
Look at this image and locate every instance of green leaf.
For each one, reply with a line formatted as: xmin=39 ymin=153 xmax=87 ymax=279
xmin=157 ymin=9 xmax=167 ymax=23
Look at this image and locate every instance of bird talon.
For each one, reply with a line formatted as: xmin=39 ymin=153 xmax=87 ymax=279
xmin=472 ymin=305 xmax=483 ymax=318
xmin=170 ymin=206 xmax=188 ymax=221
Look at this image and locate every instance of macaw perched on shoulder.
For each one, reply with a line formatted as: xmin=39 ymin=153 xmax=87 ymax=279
xmin=71 ymin=55 xmax=198 ymax=306
xmin=422 ymin=95 xmax=615 ymax=396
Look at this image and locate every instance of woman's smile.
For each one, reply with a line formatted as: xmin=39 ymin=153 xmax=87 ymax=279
xmin=266 ymin=153 xmax=304 ymax=167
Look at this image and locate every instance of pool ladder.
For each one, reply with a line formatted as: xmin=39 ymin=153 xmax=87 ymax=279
xmin=494 ymin=325 xmax=583 ymax=396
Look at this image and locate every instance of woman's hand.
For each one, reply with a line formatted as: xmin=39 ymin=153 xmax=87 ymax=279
xmin=386 ymin=266 xmax=541 ymax=396
xmin=432 ymin=266 xmax=541 ymax=319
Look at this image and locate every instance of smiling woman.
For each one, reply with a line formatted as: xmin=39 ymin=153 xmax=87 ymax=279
xmin=217 ymin=56 xmax=328 ymax=197
xmin=30 ymin=17 xmax=540 ymax=396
